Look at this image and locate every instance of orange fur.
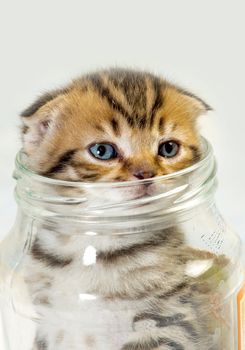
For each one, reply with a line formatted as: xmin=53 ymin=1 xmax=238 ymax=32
xmin=21 ymin=69 xmax=210 ymax=181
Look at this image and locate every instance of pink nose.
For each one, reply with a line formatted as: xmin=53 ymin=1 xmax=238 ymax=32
xmin=133 ymin=170 xmax=156 ymax=180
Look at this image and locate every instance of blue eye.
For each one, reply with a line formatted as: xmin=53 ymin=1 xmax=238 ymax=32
xmin=158 ymin=141 xmax=179 ymax=158
xmin=89 ymin=143 xmax=117 ymax=160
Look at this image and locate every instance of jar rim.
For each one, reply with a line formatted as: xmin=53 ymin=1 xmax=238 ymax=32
xmin=14 ymin=137 xmax=217 ymax=229
xmin=15 ymin=137 xmax=213 ymax=189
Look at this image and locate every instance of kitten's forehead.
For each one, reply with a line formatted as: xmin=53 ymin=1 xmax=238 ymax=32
xmin=62 ymin=81 xmax=198 ymax=147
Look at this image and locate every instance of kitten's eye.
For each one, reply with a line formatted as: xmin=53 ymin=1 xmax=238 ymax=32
xmin=158 ymin=141 xmax=179 ymax=158
xmin=89 ymin=143 xmax=117 ymax=160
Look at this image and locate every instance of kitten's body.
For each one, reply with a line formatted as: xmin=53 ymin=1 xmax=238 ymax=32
xmin=25 ymin=227 xmax=216 ymax=350
xmin=19 ymin=69 xmax=225 ymax=349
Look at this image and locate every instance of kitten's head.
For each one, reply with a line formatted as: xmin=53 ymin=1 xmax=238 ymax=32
xmin=21 ymin=69 xmax=210 ymax=191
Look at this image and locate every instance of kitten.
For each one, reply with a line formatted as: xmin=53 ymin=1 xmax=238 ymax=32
xmin=20 ymin=69 xmax=225 ymax=350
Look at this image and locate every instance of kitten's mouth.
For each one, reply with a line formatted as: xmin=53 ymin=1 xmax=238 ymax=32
xmin=130 ymin=183 xmax=154 ymax=200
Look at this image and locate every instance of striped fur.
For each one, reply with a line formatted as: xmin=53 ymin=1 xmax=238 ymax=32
xmin=19 ymin=69 xmax=228 ymax=350
xmin=21 ymin=69 xmax=210 ymax=180
xmin=23 ymin=228 xmax=226 ymax=349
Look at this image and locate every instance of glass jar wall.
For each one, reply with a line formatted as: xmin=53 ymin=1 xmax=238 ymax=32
xmin=0 ymin=138 xmax=244 ymax=350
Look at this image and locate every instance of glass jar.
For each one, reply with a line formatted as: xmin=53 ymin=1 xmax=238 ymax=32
xmin=0 ymin=138 xmax=244 ymax=350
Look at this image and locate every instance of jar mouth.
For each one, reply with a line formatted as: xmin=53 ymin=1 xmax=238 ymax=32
xmin=13 ymin=137 xmax=217 ymax=230
xmin=15 ymin=137 xmax=213 ymax=189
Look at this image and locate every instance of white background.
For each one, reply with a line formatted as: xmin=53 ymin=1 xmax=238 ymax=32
xmin=0 ymin=0 xmax=244 ymax=243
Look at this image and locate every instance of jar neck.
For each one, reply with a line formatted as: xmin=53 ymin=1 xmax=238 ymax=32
xmin=13 ymin=138 xmax=217 ymax=233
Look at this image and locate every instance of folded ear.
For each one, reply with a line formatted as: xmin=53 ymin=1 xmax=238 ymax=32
xmin=178 ymin=87 xmax=212 ymax=118
xmin=164 ymin=84 xmax=212 ymax=121
xmin=175 ymin=85 xmax=212 ymax=119
xmin=21 ymin=89 xmax=67 ymax=155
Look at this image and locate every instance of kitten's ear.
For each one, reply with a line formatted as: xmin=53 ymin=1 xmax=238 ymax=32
xmin=176 ymin=87 xmax=212 ymax=119
xmin=21 ymin=89 xmax=66 ymax=154
xmin=166 ymin=84 xmax=212 ymax=123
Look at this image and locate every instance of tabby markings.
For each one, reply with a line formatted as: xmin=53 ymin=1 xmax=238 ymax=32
xmin=90 ymin=75 xmax=135 ymax=127
xmin=111 ymin=117 xmax=121 ymax=136
xmin=122 ymin=337 xmax=184 ymax=350
xmin=149 ymin=80 xmax=164 ymax=128
xmin=36 ymin=338 xmax=48 ymax=350
xmin=189 ymin=145 xmax=201 ymax=161
xmin=45 ymin=149 xmax=77 ymax=175
xmin=31 ymin=239 xmax=73 ymax=268
xmin=97 ymin=234 xmax=169 ymax=263
xmin=133 ymin=311 xmax=198 ymax=340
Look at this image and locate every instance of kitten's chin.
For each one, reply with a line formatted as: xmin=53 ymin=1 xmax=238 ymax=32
xmin=84 ymin=183 xmax=158 ymax=209
xmin=124 ymin=184 xmax=149 ymax=200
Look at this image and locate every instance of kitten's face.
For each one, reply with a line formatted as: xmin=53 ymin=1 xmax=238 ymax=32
xmin=21 ymin=70 xmax=209 ymax=199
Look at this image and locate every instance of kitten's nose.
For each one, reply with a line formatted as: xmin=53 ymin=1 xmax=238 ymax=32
xmin=133 ymin=170 xmax=156 ymax=180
